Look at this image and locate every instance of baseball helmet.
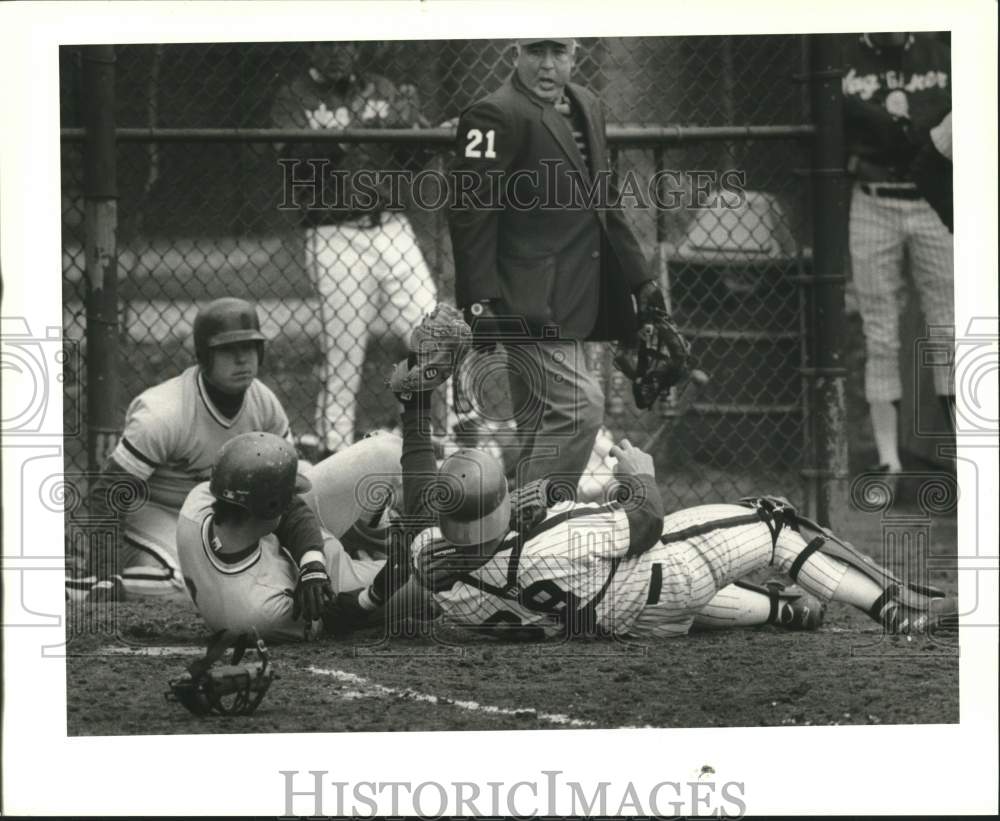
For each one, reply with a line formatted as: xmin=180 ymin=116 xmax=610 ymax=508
xmin=436 ymin=448 xmax=511 ymax=547
xmin=193 ymin=297 xmax=267 ymax=367
xmin=210 ymin=432 xmax=312 ymax=519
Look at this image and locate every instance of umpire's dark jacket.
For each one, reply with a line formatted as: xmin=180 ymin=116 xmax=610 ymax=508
xmin=448 ymin=73 xmax=652 ymax=341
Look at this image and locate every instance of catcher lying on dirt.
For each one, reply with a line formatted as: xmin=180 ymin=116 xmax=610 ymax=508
xmin=175 ymin=305 xmax=957 ymax=644
xmin=330 ymin=305 xmax=959 ymax=641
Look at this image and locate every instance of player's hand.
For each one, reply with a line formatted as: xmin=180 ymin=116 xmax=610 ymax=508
xmin=293 ymin=560 xmax=333 ymax=623
xmin=609 ymin=439 xmax=656 ymax=478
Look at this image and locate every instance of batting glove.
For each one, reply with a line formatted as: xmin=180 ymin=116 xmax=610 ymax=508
xmin=293 ymin=554 xmax=333 ymax=623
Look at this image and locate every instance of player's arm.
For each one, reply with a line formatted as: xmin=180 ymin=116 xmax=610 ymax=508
xmin=397 ymin=387 xmax=439 ymax=524
xmin=343 ymin=384 xmax=438 ymax=619
xmin=609 ymin=439 xmax=665 ymax=557
xmin=274 ymin=497 xmax=333 ymax=623
xmin=447 ymin=100 xmax=516 ymax=311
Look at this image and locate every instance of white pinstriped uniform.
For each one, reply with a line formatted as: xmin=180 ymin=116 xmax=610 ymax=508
xmin=842 ymin=34 xmax=954 ymax=403
xmin=412 ymin=502 xmax=851 ymax=639
xmin=849 ymin=186 xmax=954 ymax=401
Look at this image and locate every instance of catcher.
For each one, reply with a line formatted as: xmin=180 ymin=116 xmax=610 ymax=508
xmin=336 ymin=305 xmax=958 ymax=641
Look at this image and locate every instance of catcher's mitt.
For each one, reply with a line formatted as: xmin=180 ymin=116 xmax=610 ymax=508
xmin=166 ymin=628 xmax=275 ymax=717
xmin=388 ymin=303 xmax=472 ymax=400
xmin=614 ymin=307 xmax=704 ymax=410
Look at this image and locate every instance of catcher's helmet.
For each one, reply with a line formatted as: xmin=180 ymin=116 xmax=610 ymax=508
xmin=437 ymin=448 xmax=510 ymax=547
xmin=193 ymin=297 xmax=267 ymax=367
xmin=210 ymin=432 xmax=311 ymax=519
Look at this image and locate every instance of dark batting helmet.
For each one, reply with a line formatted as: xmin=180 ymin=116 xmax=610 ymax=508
xmin=193 ymin=297 xmax=267 ymax=367
xmin=436 ymin=448 xmax=510 ymax=547
xmin=209 ymin=432 xmax=312 ymax=519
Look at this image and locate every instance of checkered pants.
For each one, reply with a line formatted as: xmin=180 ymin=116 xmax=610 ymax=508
xmin=849 ymin=184 xmax=954 ymax=402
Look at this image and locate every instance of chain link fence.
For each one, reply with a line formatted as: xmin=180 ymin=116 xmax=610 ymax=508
xmin=61 ymin=36 xmax=818 ymax=512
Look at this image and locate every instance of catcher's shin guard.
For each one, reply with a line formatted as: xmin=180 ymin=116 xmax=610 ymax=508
xmin=739 ymin=495 xmax=946 ymax=609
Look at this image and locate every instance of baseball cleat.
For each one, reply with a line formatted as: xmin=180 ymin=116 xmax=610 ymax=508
xmin=880 ymin=595 xmax=958 ymax=636
xmin=767 ymin=582 xmax=826 ymax=631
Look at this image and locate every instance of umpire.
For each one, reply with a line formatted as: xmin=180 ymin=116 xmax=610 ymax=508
xmin=448 ymin=37 xmax=663 ymax=492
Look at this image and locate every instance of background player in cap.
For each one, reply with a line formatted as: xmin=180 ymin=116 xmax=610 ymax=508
xmin=841 ymin=32 xmax=955 ymax=480
xmin=271 ymin=42 xmax=442 ymax=457
xmin=66 ymin=297 xmax=295 ymax=602
xmin=448 ymin=37 xmax=678 ymax=495
xmin=176 ymin=431 xmax=403 ymax=641
xmin=337 ymin=307 xmax=957 ymax=641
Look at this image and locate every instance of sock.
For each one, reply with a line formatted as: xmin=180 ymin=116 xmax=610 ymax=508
xmin=869 ymin=399 xmax=902 ymax=471
xmin=693 ymin=583 xmax=773 ymax=629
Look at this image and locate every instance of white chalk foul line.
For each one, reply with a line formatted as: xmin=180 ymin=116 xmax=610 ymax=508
xmin=308 ymin=666 xmax=596 ymax=728
xmin=96 ymin=645 xmax=205 ymax=656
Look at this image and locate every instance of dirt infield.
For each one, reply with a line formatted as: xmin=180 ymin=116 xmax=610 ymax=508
xmin=65 ymin=507 xmax=959 ymax=736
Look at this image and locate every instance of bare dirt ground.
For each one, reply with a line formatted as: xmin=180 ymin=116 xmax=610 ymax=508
xmin=65 ymin=505 xmax=959 ymax=736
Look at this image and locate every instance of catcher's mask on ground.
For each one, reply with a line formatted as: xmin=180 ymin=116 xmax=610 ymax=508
xmin=437 ymin=448 xmax=511 ymax=547
xmin=210 ymin=432 xmax=311 ymax=519
xmin=193 ymin=297 xmax=267 ymax=369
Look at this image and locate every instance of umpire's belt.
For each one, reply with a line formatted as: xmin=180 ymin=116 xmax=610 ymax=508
xmin=860 ymin=182 xmax=922 ymax=200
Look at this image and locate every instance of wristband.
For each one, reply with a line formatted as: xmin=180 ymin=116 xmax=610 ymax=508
xmin=299 ymin=550 xmax=325 ymax=569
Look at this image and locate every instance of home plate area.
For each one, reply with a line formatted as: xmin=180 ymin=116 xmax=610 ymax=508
xmin=65 ymin=566 xmax=958 ymax=737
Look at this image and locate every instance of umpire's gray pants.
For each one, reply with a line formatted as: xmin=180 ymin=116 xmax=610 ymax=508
xmin=505 ymin=338 xmax=604 ymax=494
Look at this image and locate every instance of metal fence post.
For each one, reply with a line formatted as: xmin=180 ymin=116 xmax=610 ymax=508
xmin=82 ymin=45 xmax=119 ymax=473
xmin=808 ymin=34 xmax=848 ymax=527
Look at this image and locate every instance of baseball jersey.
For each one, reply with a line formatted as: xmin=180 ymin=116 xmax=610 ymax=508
xmin=410 ymin=500 xmax=655 ymax=638
xmin=112 ymin=366 xmax=291 ymax=509
xmin=176 ymin=483 xmax=297 ymax=636
xmin=271 ymin=70 xmax=426 ymax=223
xmin=841 ymin=33 xmax=951 ymax=182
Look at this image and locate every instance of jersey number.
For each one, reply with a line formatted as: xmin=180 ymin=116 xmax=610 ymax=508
xmin=464 ymin=128 xmax=496 ymax=158
xmin=521 ymin=580 xmax=601 ymax=634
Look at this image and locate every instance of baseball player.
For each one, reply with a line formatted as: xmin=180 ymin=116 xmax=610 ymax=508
xmin=448 ymin=38 xmax=672 ymax=494
xmin=336 ymin=308 xmax=957 ymax=640
xmin=66 ymin=297 xmax=294 ymax=602
xmin=176 ymin=431 xmax=402 ymax=642
xmin=271 ymin=42 xmax=440 ymax=455
xmin=842 ymin=33 xmax=955 ymax=477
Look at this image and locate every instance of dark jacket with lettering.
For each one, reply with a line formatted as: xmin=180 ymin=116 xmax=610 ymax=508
xmin=841 ymin=33 xmax=951 ymax=183
xmin=271 ymin=70 xmax=426 ymax=225
xmin=448 ymin=73 xmax=651 ymax=341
